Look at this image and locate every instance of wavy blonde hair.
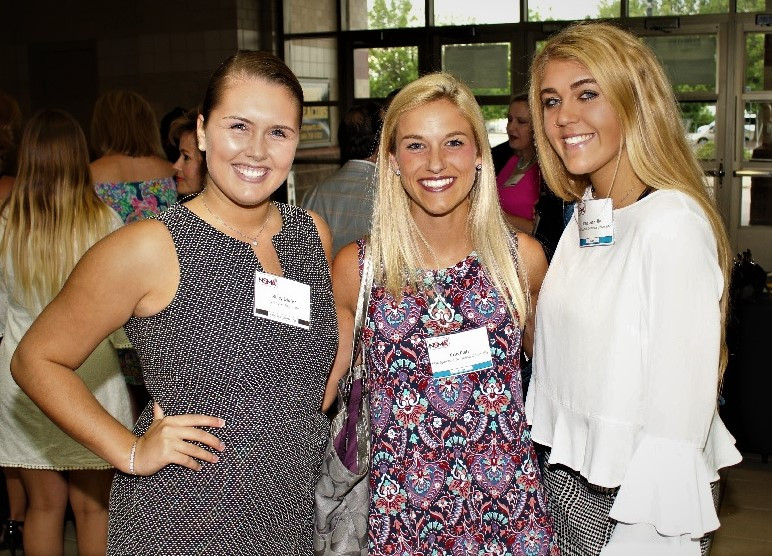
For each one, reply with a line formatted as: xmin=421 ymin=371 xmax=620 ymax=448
xmin=1 ymin=109 xmax=116 ymax=311
xmin=528 ymin=22 xmax=732 ymax=381
xmin=371 ymin=72 xmax=529 ymax=326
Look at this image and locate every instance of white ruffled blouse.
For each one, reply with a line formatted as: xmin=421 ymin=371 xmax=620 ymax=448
xmin=527 ymin=189 xmax=742 ymax=555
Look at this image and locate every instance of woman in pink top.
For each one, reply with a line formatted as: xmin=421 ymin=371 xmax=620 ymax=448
xmin=496 ymin=93 xmax=540 ymax=232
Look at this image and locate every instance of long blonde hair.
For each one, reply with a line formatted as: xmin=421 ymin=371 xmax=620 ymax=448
xmin=528 ymin=22 xmax=732 ymax=380
xmin=1 ymin=109 xmax=116 ymax=311
xmin=371 ymin=72 xmax=529 ymax=326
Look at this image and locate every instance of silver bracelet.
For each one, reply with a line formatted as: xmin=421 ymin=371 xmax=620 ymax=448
xmin=129 ymin=439 xmax=138 ymax=475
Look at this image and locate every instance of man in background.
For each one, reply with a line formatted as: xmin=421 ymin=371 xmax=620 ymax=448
xmin=303 ymin=102 xmax=382 ymax=255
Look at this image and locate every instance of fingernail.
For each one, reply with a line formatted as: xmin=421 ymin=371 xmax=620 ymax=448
xmin=219 ymin=442 xmax=226 ymax=450
xmin=219 ymin=419 xmax=226 ymax=427
xmin=213 ymin=454 xmax=220 ymax=463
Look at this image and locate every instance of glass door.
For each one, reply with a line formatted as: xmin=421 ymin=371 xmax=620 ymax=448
xmin=732 ymin=17 xmax=772 ymax=269
xmin=637 ymin=22 xmax=728 ymax=207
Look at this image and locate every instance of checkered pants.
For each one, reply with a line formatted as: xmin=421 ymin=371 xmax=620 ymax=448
xmin=542 ymin=459 xmax=719 ymax=556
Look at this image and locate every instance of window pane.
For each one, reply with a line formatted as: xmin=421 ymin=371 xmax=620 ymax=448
xmin=354 ymin=46 xmax=419 ymax=98
xmin=703 ymin=176 xmax=717 ymax=204
xmin=745 ymin=33 xmax=767 ymax=92
xmin=737 ymin=0 xmax=766 ymax=12
xmin=744 ymin=101 xmax=766 ymax=162
xmin=683 ymin=102 xmax=717 ymax=161
xmin=285 ymin=38 xmax=339 ymax=101
xmin=484 ymin=105 xmax=509 ymax=149
xmin=528 ymin=0 xmax=615 ymax=21
xmin=345 ymin=0 xmax=424 ymax=30
xmin=441 ymin=43 xmax=510 ymax=96
xmin=629 ymin=0 xmax=726 ymax=16
xmin=284 ymin=0 xmax=337 ymax=33
xmin=434 ymin=0 xmax=518 ymax=25
xmin=301 ymin=101 xmax=336 ymax=149
xmin=643 ymin=35 xmax=717 ymax=93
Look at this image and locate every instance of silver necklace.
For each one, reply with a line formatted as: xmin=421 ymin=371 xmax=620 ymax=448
xmin=200 ymin=192 xmax=272 ymax=246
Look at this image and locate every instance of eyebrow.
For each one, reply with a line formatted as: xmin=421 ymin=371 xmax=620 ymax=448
xmin=400 ymin=131 xmax=469 ymax=140
xmin=221 ymin=115 xmax=297 ymax=131
xmin=541 ymin=77 xmax=598 ymax=95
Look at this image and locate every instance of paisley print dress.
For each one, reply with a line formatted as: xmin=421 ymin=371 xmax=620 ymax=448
xmin=360 ymin=242 xmax=557 ymax=556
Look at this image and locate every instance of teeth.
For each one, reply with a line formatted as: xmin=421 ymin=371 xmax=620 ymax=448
xmin=421 ymin=177 xmax=453 ymax=189
xmin=564 ymin=134 xmax=593 ymax=145
xmin=235 ymin=165 xmax=267 ymax=179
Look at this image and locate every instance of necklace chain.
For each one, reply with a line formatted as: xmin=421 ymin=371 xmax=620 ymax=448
xmin=411 ymin=221 xmax=441 ymax=271
xmin=515 ymin=152 xmax=536 ymax=171
xmin=616 ymin=184 xmax=638 ymax=207
xmin=592 ymin=183 xmax=639 ymax=208
xmin=200 ymin=191 xmax=272 ymax=247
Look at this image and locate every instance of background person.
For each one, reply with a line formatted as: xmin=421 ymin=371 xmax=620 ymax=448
xmin=168 ymin=108 xmax=206 ymax=197
xmin=0 ymin=109 xmax=133 ymax=556
xmin=0 ymin=89 xmax=24 ymax=556
xmin=302 ymin=102 xmax=381 ymax=255
xmin=496 ymin=93 xmax=541 ymax=233
xmin=11 ymin=51 xmax=337 ymax=555
xmin=526 ymin=21 xmax=741 ymax=556
xmin=90 ymin=90 xmax=177 ymax=223
xmin=323 ymin=73 xmax=556 ymax=555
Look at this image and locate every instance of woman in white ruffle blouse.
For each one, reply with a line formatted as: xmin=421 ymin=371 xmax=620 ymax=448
xmin=525 ymin=22 xmax=742 ymax=556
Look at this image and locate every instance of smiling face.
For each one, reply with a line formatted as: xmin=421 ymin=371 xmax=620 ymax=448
xmin=196 ymin=77 xmax=300 ymax=207
xmin=173 ymin=130 xmax=204 ymax=195
xmin=540 ymin=59 xmax=624 ymax=189
xmin=389 ymin=99 xmax=482 ymax=221
xmin=506 ymin=100 xmax=533 ymax=153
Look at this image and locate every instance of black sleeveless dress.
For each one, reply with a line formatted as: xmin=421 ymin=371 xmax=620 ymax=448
xmin=107 ymin=201 xmax=337 ymax=555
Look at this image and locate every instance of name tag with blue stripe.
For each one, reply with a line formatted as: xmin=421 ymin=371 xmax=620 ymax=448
xmin=427 ymin=327 xmax=493 ymax=379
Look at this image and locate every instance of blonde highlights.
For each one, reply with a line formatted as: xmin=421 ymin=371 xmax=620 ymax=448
xmin=372 ymin=73 xmax=529 ymax=327
xmin=1 ymin=109 xmax=116 ymax=311
xmin=529 ymin=22 xmax=732 ymax=381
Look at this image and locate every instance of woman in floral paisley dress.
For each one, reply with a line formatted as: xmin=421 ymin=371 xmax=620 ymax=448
xmin=323 ymin=73 xmax=557 ymax=556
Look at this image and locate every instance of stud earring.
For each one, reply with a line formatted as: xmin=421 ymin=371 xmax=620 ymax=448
xmin=395 ymin=169 xmax=401 ymax=176
xmin=475 ymin=164 xmax=482 ymax=172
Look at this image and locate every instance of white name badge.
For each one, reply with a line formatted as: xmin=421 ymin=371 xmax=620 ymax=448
xmin=577 ymin=197 xmax=614 ymax=247
xmin=253 ymin=271 xmax=311 ymax=330
xmin=427 ymin=327 xmax=493 ymax=379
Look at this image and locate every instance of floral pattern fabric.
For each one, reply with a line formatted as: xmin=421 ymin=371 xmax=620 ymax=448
xmin=361 ymin=242 xmax=557 ymax=556
xmin=94 ymin=176 xmax=177 ymax=224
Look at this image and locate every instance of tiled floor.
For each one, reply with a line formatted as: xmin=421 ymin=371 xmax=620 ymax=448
xmin=712 ymin=452 xmax=772 ymax=555
xmin=1 ymin=454 xmax=769 ymax=555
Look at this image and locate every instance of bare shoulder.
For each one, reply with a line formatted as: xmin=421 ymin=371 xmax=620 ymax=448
xmin=332 ymin=241 xmax=362 ymax=309
xmin=306 ymin=208 xmax=333 ymax=263
xmin=96 ymin=217 xmax=173 ymax=256
xmin=516 ymin=232 xmax=548 ymax=291
xmin=91 ymin=155 xmax=174 ymax=183
xmin=76 ymin=218 xmax=178 ymax=317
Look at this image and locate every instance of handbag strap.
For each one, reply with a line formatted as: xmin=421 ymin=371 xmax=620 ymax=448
xmin=352 ymin=245 xmax=373 ymax=365
xmin=338 ymin=243 xmax=374 ymax=400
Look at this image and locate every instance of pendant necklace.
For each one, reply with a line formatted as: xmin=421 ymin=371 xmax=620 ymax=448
xmin=411 ymin=222 xmax=457 ymax=325
xmin=200 ymin=191 xmax=272 ymax=246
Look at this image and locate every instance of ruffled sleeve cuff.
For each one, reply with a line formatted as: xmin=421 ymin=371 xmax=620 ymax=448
xmin=609 ymin=433 xmax=738 ymax=538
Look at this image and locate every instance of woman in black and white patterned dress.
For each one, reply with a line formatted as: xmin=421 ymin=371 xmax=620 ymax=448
xmin=11 ymin=51 xmax=337 ymax=555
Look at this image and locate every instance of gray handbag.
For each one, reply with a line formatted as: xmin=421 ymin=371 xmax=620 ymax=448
xmin=313 ymin=248 xmax=373 ymax=556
